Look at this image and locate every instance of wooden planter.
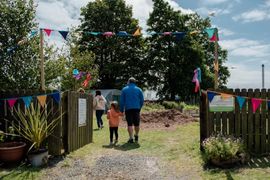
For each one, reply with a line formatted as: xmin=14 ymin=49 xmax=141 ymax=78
xmin=0 ymin=142 xmax=26 ymax=163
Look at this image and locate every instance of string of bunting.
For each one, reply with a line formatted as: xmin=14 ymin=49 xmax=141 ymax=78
xmin=0 ymin=91 xmax=61 ymax=109
xmin=206 ymin=90 xmax=270 ymax=113
xmin=72 ymin=69 xmax=91 ymax=88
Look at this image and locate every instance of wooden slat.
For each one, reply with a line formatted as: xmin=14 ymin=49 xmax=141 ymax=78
xmin=261 ymin=89 xmax=267 ymax=154
xmin=235 ymin=89 xmax=241 ymax=137
xmin=247 ymin=89 xmax=254 ymax=152
xmin=254 ymin=89 xmax=261 ymax=154
xmin=241 ymin=89 xmax=248 ymax=146
xmin=268 ymin=89 xmax=270 ymax=153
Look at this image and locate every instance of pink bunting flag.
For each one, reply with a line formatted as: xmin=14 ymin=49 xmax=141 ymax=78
xmin=251 ymin=98 xmax=262 ymax=113
xmin=103 ymin=32 xmax=114 ymax=37
xmin=7 ymin=98 xmax=17 ymax=108
xmin=37 ymin=95 xmax=47 ymax=108
xmin=43 ymin=29 xmax=52 ymax=36
xmin=163 ymin=32 xmax=172 ymax=36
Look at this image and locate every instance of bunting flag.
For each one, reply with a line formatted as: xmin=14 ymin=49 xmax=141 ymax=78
xmin=205 ymin=28 xmax=219 ymax=42
xmin=43 ymin=28 xmax=52 ymax=36
xmin=103 ymin=32 xmax=114 ymax=37
xmin=251 ymin=98 xmax=262 ymax=113
xmin=236 ymin=96 xmax=246 ymax=110
xmin=163 ymin=32 xmax=172 ymax=36
xmin=7 ymin=98 xmax=17 ymax=108
xmin=37 ymin=95 xmax=47 ymax=108
xmin=22 ymin=96 xmax=32 ymax=108
xmin=133 ymin=28 xmax=141 ymax=36
xmin=173 ymin=32 xmax=186 ymax=41
xmin=207 ymin=92 xmax=219 ymax=102
xmin=192 ymin=68 xmax=202 ymax=93
xmin=59 ymin=31 xmax=69 ymax=40
xmin=88 ymin=32 xmax=100 ymax=36
xmin=268 ymin=101 xmax=270 ymax=109
xmin=220 ymin=93 xmax=232 ymax=100
xmin=52 ymin=93 xmax=60 ymax=104
xmin=117 ymin=31 xmax=129 ymax=36
xmin=29 ymin=30 xmax=38 ymax=38
xmin=190 ymin=30 xmax=199 ymax=35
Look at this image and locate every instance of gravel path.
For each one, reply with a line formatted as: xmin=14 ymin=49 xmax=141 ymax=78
xmin=43 ymin=152 xmax=188 ymax=180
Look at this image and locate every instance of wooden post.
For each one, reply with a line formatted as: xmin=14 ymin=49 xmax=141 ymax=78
xmin=214 ymin=29 xmax=218 ymax=90
xmin=40 ymin=29 xmax=45 ymax=91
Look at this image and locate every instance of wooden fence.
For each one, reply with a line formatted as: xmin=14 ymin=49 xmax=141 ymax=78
xmin=0 ymin=90 xmax=93 ymax=155
xmin=200 ymin=89 xmax=270 ymax=156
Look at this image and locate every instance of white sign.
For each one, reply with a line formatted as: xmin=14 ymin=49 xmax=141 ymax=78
xmin=209 ymin=95 xmax=234 ymax=112
xmin=78 ymin=98 xmax=87 ymax=127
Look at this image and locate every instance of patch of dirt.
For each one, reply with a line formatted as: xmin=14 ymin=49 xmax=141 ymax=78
xmin=120 ymin=109 xmax=198 ymax=129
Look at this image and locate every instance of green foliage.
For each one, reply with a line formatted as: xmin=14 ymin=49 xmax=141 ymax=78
xmin=141 ymin=102 xmax=165 ymax=112
xmin=79 ymin=0 xmax=147 ymax=89
xmin=146 ymin=0 xmax=230 ymax=99
xmin=12 ymin=104 xmax=63 ymax=151
xmin=162 ymin=101 xmax=182 ymax=109
xmin=0 ymin=0 xmax=40 ymax=90
xmin=183 ymin=104 xmax=199 ymax=111
xmin=202 ymin=134 xmax=246 ymax=162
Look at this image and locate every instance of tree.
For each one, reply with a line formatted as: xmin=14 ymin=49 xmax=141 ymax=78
xmin=0 ymin=0 xmax=40 ymax=90
xmin=78 ymin=0 xmax=147 ymax=89
xmin=146 ymin=0 xmax=229 ymax=100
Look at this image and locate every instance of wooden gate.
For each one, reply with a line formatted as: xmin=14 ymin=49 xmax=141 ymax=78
xmin=65 ymin=91 xmax=93 ymax=153
xmin=200 ymin=89 xmax=270 ymax=155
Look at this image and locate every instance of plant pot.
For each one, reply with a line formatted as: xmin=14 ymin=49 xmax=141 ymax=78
xmin=0 ymin=142 xmax=26 ymax=164
xmin=28 ymin=149 xmax=48 ymax=167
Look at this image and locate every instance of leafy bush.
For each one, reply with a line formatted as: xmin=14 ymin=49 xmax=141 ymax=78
xmin=141 ymin=102 xmax=164 ymax=112
xmin=162 ymin=101 xmax=179 ymax=109
xmin=202 ymin=134 xmax=247 ymax=162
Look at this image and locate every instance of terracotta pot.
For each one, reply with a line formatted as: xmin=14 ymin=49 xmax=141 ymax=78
xmin=0 ymin=142 xmax=26 ymax=163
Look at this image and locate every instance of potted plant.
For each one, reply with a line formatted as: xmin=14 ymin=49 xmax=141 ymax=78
xmin=202 ymin=134 xmax=249 ymax=168
xmin=0 ymin=127 xmax=26 ymax=164
xmin=12 ymin=104 xmax=62 ymax=167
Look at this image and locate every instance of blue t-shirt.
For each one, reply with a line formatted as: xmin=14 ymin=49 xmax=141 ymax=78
xmin=120 ymin=83 xmax=144 ymax=112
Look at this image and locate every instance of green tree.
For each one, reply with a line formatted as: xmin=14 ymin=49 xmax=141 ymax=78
xmin=0 ymin=0 xmax=40 ymax=90
xmin=79 ymin=0 xmax=147 ymax=89
xmin=146 ymin=0 xmax=229 ymax=100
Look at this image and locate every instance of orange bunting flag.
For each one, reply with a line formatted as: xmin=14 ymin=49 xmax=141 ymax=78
xmin=37 ymin=95 xmax=47 ymax=107
xmin=189 ymin=30 xmax=199 ymax=35
xmin=220 ymin=93 xmax=232 ymax=100
xmin=133 ymin=28 xmax=141 ymax=36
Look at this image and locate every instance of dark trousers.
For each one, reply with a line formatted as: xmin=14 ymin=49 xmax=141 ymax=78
xmin=109 ymin=127 xmax=118 ymax=142
xmin=96 ymin=110 xmax=104 ymax=128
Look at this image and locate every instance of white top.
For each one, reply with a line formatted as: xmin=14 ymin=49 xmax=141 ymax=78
xmin=93 ymin=95 xmax=107 ymax=110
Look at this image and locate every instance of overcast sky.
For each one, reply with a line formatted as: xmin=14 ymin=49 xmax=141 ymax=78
xmin=36 ymin=0 xmax=270 ymax=89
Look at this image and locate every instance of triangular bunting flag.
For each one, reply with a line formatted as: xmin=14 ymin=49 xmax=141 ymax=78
xmin=207 ymin=92 xmax=219 ymax=102
xmin=189 ymin=30 xmax=199 ymax=35
xmin=22 ymin=96 xmax=32 ymax=108
xmin=52 ymin=93 xmax=61 ymax=104
xmin=59 ymin=31 xmax=69 ymax=40
xmin=251 ymin=98 xmax=262 ymax=113
xmin=133 ymin=28 xmax=141 ymax=36
xmin=103 ymin=32 xmax=114 ymax=37
xmin=210 ymin=28 xmax=219 ymax=42
xmin=236 ymin=96 xmax=246 ymax=110
xmin=220 ymin=93 xmax=232 ymax=100
xmin=43 ymin=29 xmax=52 ymax=36
xmin=173 ymin=32 xmax=186 ymax=41
xmin=204 ymin=28 xmax=215 ymax=39
xmin=89 ymin=32 xmax=100 ymax=36
xmin=268 ymin=101 xmax=270 ymax=109
xmin=29 ymin=30 xmax=38 ymax=38
xmin=37 ymin=95 xmax=47 ymax=107
xmin=117 ymin=31 xmax=129 ymax=36
xmin=8 ymin=98 xmax=17 ymax=108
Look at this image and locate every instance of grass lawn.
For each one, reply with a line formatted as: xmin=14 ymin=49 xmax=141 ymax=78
xmin=1 ymin=119 xmax=270 ymax=179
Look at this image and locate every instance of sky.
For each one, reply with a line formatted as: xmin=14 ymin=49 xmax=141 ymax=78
xmin=36 ymin=0 xmax=270 ymax=89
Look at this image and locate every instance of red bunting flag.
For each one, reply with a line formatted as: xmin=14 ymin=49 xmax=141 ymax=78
xmin=43 ymin=29 xmax=52 ymax=36
xmin=251 ymin=98 xmax=262 ymax=113
xmin=7 ymin=98 xmax=17 ymax=108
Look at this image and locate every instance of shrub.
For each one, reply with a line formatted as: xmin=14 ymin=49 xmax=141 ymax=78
xmin=141 ymin=102 xmax=164 ymax=112
xmin=202 ymin=134 xmax=247 ymax=162
xmin=162 ymin=101 xmax=179 ymax=109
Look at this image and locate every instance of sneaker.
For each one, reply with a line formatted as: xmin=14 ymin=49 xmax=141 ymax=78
xmin=114 ymin=140 xmax=118 ymax=144
xmin=101 ymin=125 xmax=104 ymax=129
xmin=134 ymin=135 xmax=139 ymax=143
xmin=127 ymin=138 xmax=134 ymax=143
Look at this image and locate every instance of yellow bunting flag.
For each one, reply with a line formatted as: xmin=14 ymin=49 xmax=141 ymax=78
xmin=133 ymin=28 xmax=141 ymax=36
xmin=220 ymin=93 xmax=232 ymax=100
xmin=189 ymin=30 xmax=199 ymax=35
xmin=37 ymin=95 xmax=47 ymax=108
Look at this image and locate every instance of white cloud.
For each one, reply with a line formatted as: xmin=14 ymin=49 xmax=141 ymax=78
xmin=233 ymin=9 xmax=269 ymax=22
xmin=220 ymin=38 xmax=270 ymax=58
xmin=201 ymin=0 xmax=229 ymax=5
xmin=196 ymin=7 xmax=231 ymax=17
xmin=219 ymin=28 xmax=235 ymax=36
